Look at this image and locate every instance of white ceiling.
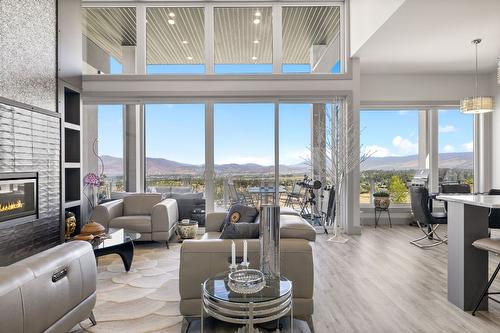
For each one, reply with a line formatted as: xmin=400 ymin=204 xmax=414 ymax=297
xmin=355 ymin=0 xmax=500 ymax=74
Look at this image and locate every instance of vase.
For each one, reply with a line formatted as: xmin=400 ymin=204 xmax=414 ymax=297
xmin=374 ymin=197 xmax=391 ymax=209
xmin=259 ymin=205 xmax=280 ymax=280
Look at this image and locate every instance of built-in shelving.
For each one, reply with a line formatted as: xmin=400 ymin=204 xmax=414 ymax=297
xmin=60 ymin=84 xmax=83 ymax=238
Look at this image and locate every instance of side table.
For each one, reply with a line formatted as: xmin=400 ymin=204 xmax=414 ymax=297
xmin=201 ymin=275 xmax=293 ymax=333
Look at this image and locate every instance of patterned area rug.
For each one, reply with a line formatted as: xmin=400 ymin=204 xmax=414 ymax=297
xmin=73 ymin=242 xmax=307 ymax=333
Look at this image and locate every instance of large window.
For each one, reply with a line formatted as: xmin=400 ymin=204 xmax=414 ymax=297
xmin=98 ymin=105 xmax=124 ymax=199
xmin=214 ymin=7 xmax=273 ymax=74
xmin=214 ymin=103 xmax=275 ymax=209
xmin=82 ymin=5 xmax=346 ymax=75
xmin=82 ymin=7 xmax=136 ymax=74
xmin=278 ymin=104 xmax=312 ymax=208
xmin=360 ymin=110 xmax=420 ymax=205
xmin=282 ymin=6 xmax=341 ymax=74
xmin=438 ymin=109 xmax=474 ymax=190
xmin=145 ymin=104 xmax=205 ymax=195
xmin=146 ymin=7 xmax=205 ymax=74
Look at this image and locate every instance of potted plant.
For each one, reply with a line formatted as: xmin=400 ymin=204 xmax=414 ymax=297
xmin=373 ymin=191 xmax=391 ymax=209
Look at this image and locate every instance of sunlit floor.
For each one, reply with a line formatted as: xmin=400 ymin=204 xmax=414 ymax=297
xmin=73 ymin=225 xmax=500 ymax=333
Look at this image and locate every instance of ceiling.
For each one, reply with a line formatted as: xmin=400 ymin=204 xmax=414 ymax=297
xmin=355 ymin=0 xmax=500 ymax=74
xmin=81 ymin=5 xmax=340 ymax=65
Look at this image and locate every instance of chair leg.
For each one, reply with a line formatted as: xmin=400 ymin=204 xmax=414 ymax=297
xmin=472 ymin=261 xmax=500 ymax=316
xmin=89 ymin=311 xmax=97 ymax=326
xmin=410 ymin=223 xmax=447 ymax=248
xmin=165 ymin=240 xmax=170 ymax=249
xmin=387 ymin=209 xmax=392 ymax=228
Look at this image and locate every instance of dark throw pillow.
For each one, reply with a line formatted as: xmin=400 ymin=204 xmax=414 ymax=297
xmin=220 ymin=222 xmax=260 ymax=239
xmin=219 ymin=204 xmax=259 ymax=239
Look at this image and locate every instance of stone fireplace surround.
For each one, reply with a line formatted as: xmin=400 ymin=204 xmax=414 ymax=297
xmin=0 ymin=103 xmax=61 ymax=265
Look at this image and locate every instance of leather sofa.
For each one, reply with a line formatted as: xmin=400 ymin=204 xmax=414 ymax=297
xmin=179 ymin=209 xmax=316 ymax=330
xmin=92 ymin=193 xmax=178 ymax=247
xmin=0 ymin=241 xmax=97 ymax=333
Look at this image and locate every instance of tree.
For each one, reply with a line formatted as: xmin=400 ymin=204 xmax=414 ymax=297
xmin=388 ymin=175 xmax=408 ymax=204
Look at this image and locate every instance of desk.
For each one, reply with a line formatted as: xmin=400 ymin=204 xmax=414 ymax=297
xmin=436 ymin=194 xmax=500 ymax=311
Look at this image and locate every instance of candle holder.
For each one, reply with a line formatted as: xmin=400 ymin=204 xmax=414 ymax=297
xmin=240 ymin=261 xmax=250 ymax=269
xmin=229 ymin=263 xmax=238 ymax=272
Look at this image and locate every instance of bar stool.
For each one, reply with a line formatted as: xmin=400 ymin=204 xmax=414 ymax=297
xmin=471 ymin=237 xmax=500 ymax=316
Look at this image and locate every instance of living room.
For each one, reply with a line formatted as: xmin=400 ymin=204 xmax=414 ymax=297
xmin=1 ymin=0 xmax=500 ymax=332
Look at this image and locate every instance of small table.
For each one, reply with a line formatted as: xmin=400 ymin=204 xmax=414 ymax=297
xmin=201 ymin=275 xmax=293 ymax=333
xmin=91 ymin=228 xmax=140 ymax=272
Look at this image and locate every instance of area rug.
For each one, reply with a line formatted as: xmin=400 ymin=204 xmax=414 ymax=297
xmin=74 ymin=242 xmax=307 ymax=333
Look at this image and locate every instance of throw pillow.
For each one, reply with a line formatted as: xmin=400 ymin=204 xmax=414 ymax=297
xmin=220 ymin=204 xmax=259 ymax=232
xmin=220 ymin=222 xmax=260 ymax=239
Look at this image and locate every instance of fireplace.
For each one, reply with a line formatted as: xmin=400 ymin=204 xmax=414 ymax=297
xmin=0 ymin=173 xmax=38 ymax=225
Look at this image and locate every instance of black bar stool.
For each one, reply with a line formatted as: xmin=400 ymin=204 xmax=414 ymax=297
xmin=471 ymin=237 xmax=500 ymax=316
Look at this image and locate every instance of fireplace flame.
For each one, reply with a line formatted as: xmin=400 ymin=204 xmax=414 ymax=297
xmin=0 ymin=200 xmax=24 ymax=213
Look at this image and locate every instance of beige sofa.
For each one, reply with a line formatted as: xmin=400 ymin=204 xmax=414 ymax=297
xmin=92 ymin=193 xmax=178 ymax=248
xmin=179 ymin=210 xmax=316 ymax=331
xmin=0 ymin=241 xmax=97 ymax=333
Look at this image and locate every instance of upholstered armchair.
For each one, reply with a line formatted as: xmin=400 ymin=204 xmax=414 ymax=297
xmin=92 ymin=193 xmax=179 ymax=248
xmin=0 ymin=241 xmax=97 ymax=333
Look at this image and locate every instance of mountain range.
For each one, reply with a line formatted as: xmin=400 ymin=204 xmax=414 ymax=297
xmin=100 ymin=152 xmax=473 ymax=177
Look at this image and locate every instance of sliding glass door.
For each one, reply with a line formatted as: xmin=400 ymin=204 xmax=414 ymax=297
xmin=214 ymin=103 xmax=275 ymax=210
xmin=145 ymin=104 xmax=205 ymax=196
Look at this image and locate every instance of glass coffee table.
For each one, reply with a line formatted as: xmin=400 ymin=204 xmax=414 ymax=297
xmin=91 ymin=228 xmax=141 ymax=272
xmin=201 ymin=274 xmax=293 ymax=333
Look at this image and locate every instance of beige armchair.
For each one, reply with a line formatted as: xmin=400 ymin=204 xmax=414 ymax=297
xmin=92 ymin=193 xmax=178 ymax=248
xmin=0 ymin=241 xmax=97 ymax=333
xmin=179 ymin=211 xmax=315 ymax=331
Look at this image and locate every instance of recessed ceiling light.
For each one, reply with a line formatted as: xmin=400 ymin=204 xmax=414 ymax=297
xmin=253 ymin=40 xmax=259 ymax=44
xmin=253 ymin=18 xmax=260 ymax=25
xmin=168 ymin=19 xmax=175 ymax=25
xmin=252 ymin=56 xmax=257 ymax=61
xmin=168 ymin=12 xmax=175 ymax=18
xmin=187 ymin=56 xmax=193 ymax=60
xmin=254 ymin=12 xmax=261 ymax=17
xmin=182 ymin=40 xmax=189 ymax=44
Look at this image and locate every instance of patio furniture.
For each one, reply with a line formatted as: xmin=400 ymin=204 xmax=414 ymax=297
xmin=284 ymin=183 xmax=303 ymax=208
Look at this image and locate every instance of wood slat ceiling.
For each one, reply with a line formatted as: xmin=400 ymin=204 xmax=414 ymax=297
xmin=82 ymin=7 xmax=136 ymax=61
xmin=82 ymin=6 xmax=340 ymax=65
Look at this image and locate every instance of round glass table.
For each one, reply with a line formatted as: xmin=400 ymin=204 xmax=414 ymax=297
xmin=91 ymin=228 xmax=141 ymax=272
xmin=201 ymin=274 xmax=293 ymax=333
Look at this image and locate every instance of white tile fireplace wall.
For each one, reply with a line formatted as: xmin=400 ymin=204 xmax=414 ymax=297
xmin=0 ymin=103 xmax=61 ymax=265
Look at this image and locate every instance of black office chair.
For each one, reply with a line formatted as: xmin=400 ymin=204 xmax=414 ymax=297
xmin=485 ymin=189 xmax=500 ymax=233
xmin=409 ymin=186 xmax=448 ymax=248
xmin=441 ymin=183 xmax=471 ymax=212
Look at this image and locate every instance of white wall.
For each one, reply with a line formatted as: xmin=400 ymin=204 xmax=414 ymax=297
xmin=361 ymin=73 xmax=494 ymax=106
xmin=350 ymin=0 xmax=406 ymax=56
xmin=492 ymin=75 xmax=500 ymax=188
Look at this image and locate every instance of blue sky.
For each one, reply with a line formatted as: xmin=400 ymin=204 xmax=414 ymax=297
xmin=360 ymin=110 xmax=473 ymax=157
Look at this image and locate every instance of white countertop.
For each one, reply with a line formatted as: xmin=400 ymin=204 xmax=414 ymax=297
xmin=436 ymin=194 xmax=500 ymax=208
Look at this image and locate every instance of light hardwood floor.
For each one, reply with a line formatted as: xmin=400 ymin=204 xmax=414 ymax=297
xmin=79 ymin=225 xmax=500 ymax=333
xmin=312 ymin=225 xmax=500 ymax=333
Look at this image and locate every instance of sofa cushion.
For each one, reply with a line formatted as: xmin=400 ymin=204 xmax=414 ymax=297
xmin=123 ymin=194 xmax=162 ymax=216
xmin=109 ymin=215 xmax=152 ymax=233
xmin=279 ymin=214 xmax=316 ymax=241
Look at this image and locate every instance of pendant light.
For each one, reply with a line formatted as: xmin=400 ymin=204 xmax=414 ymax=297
xmin=460 ymin=39 xmax=494 ymax=114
